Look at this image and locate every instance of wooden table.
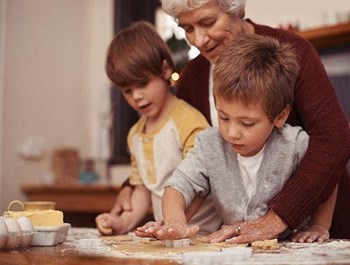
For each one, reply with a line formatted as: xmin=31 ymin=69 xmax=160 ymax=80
xmin=21 ymin=183 xmax=154 ymax=228
xmin=21 ymin=183 xmax=121 ymax=227
xmin=0 ymin=247 xmax=174 ymax=265
xmin=1 ymin=227 xmax=350 ymax=265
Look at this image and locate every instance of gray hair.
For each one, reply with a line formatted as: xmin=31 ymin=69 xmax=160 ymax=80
xmin=161 ymin=0 xmax=246 ymax=17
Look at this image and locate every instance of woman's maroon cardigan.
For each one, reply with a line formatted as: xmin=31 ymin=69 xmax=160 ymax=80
xmin=176 ymin=20 xmax=350 ymax=238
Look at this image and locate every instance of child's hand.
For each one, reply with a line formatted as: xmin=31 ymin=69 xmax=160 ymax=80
xmin=135 ymin=220 xmax=164 ymax=237
xmin=96 ymin=213 xmax=114 ymax=235
xmin=95 ymin=213 xmax=127 ymax=235
xmin=147 ymin=220 xmax=199 ymax=240
xmin=291 ymin=225 xmax=330 ymax=243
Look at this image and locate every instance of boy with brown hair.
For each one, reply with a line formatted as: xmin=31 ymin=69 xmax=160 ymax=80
xmin=140 ymin=33 xmax=337 ymax=243
xmin=96 ymin=21 xmax=222 ymax=235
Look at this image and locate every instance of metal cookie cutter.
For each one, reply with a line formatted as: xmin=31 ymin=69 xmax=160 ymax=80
xmin=162 ymin=238 xmax=191 ymax=248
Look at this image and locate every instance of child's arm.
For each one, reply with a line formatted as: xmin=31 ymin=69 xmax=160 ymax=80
xmin=110 ymin=178 xmax=134 ymax=215
xmin=117 ymin=185 xmax=151 ymax=233
xmin=151 ymin=187 xmax=199 ymax=240
xmin=292 ymin=184 xmax=338 ymax=243
xmin=310 ymin=184 xmax=338 ymax=229
xmin=96 ymin=185 xmax=151 ymax=235
xmin=135 ymin=190 xmax=204 ymax=238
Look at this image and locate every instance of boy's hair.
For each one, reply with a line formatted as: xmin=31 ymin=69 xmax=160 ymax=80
xmin=106 ymin=21 xmax=175 ymax=88
xmin=213 ymin=33 xmax=299 ymax=121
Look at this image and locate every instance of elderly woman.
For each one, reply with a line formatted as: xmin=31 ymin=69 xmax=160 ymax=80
xmin=113 ymin=0 xmax=350 ymax=244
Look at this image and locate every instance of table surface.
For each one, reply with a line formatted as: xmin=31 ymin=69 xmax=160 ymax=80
xmin=1 ymin=227 xmax=350 ymax=265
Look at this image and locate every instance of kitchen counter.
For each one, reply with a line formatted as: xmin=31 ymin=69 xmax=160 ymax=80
xmin=21 ymin=184 xmax=153 ymax=228
xmin=21 ymin=183 xmax=121 ymax=227
xmin=1 ymin=227 xmax=350 ymax=265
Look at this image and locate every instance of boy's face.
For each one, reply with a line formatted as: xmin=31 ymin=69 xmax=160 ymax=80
xmin=215 ymin=96 xmax=275 ymax=157
xmin=121 ymin=76 xmax=170 ymax=122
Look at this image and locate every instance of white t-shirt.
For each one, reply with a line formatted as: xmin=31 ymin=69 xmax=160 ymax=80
xmin=237 ymin=146 xmax=265 ymax=199
xmin=209 ymin=64 xmax=218 ymax=127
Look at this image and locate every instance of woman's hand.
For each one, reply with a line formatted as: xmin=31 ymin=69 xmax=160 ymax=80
xmin=201 ymin=223 xmax=244 ymax=243
xmin=203 ymin=210 xmax=287 ymax=244
xmin=291 ymin=224 xmax=330 ymax=243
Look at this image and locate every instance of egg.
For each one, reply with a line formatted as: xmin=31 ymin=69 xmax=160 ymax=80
xmin=0 ymin=218 xmax=9 ymax=249
xmin=17 ymin=216 xmax=33 ymax=232
xmin=4 ymin=217 xmax=21 ymax=249
xmin=17 ymin=216 xmax=34 ymax=248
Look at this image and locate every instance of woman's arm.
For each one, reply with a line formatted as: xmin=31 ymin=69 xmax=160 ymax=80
xmin=269 ymin=45 xmax=350 ymax=229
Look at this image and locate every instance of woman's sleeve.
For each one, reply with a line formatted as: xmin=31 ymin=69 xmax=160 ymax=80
xmin=176 ymin=56 xmax=212 ymax=123
xmin=268 ymin=46 xmax=350 ymax=229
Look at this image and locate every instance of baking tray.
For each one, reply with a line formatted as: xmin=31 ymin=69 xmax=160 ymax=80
xmin=31 ymin=223 xmax=71 ymax=246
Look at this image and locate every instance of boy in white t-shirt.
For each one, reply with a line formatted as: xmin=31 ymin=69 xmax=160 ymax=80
xmin=137 ymin=34 xmax=337 ymax=244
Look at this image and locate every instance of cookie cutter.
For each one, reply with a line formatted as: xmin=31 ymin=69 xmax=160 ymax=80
xmin=163 ymin=238 xmax=191 ymax=248
xmin=78 ymin=238 xmax=102 ymax=248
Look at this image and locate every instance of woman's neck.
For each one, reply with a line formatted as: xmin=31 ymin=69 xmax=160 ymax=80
xmin=242 ymin=19 xmax=255 ymax=34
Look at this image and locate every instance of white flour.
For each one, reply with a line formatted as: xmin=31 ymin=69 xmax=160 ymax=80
xmin=62 ymin=227 xmax=350 ymax=265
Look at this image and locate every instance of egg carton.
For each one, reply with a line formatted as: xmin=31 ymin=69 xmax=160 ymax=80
xmin=162 ymin=238 xmax=191 ymax=248
xmin=0 ymin=216 xmax=35 ymax=249
xmin=0 ymin=215 xmax=72 ymax=250
xmin=182 ymin=247 xmax=252 ymax=265
xmin=31 ymin=223 xmax=71 ymax=246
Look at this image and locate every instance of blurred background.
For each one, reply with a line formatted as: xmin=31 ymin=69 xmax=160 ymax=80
xmin=0 ymin=0 xmax=349 ymax=226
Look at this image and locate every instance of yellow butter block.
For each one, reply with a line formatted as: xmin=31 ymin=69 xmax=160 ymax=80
xmin=4 ymin=210 xmax=64 ymax=226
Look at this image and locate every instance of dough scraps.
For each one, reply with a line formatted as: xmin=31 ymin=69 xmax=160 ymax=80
xmin=107 ymin=234 xmax=248 ymax=257
xmin=251 ymin=238 xmax=280 ymax=250
xmin=96 ymin=221 xmax=113 ymax=236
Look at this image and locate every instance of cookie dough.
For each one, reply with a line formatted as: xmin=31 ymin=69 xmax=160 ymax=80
xmin=251 ymin=238 xmax=279 ymax=250
xmin=96 ymin=221 xmax=113 ymax=236
xmin=109 ymin=234 xmax=248 ymax=257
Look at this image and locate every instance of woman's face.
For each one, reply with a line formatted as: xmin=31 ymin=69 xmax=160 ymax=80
xmin=177 ymin=1 xmax=251 ymax=64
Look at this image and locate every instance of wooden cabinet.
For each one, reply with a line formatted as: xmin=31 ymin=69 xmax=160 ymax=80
xmin=297 ymin=22 xmax=350 ymax=49
xmin=21 ymin=183 xmax=154 ymax=228
xmin=21 ymin=184 xmax=120 ymax=227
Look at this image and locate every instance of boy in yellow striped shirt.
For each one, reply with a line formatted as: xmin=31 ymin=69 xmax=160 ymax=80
xmin=96 ymin=21 xmax=222 ymax=235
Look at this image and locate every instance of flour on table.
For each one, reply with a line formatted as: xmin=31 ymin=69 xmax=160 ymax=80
xmin=108 ymin=234 xmax=247 ymax=258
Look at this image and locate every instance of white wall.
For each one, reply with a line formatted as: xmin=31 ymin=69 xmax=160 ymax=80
xmin=246 ymin=0 xmax=350 ymax=30
xmin=0 ymin=0 xmax=114 ymax=212
xmin=0 ymin=0 xmax=6 ymax=208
